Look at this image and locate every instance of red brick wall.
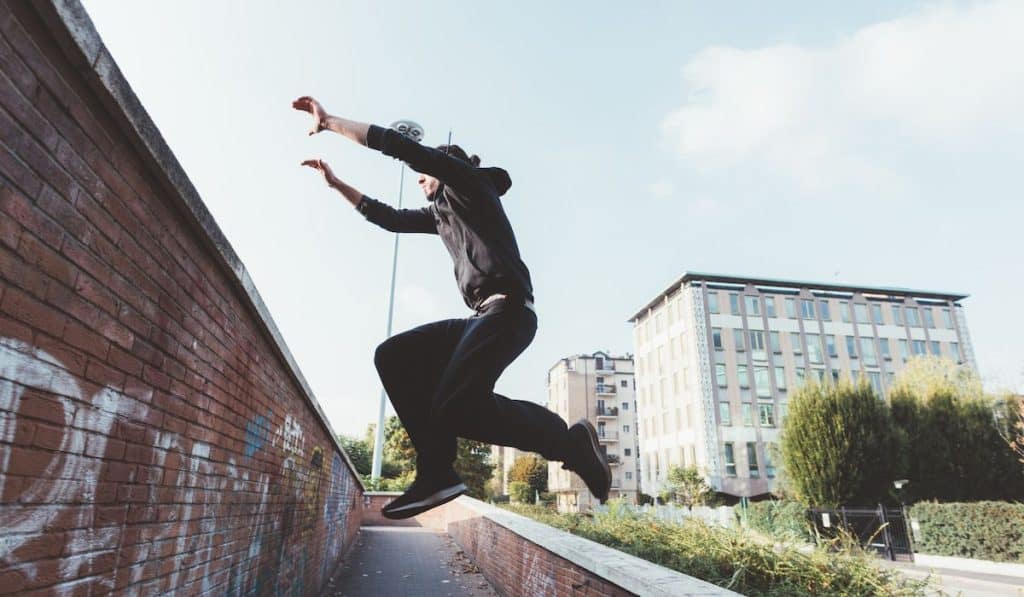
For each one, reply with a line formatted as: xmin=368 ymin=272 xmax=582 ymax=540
xmin=0 ymin=2 xmax=363 ymax=595
xmin=414 ymin=499 xmax=632 ymax=597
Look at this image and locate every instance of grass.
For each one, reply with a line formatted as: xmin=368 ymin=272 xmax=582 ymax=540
xmin=502 ymin=500 xmax=929 ymax=596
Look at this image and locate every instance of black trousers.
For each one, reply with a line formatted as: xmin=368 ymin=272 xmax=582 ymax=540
xmin=373 ymin=298 xmax=571 ymax=476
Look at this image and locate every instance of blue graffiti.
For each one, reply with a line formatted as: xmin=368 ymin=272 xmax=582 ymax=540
xmin=244 ymin=412 xmax=271 ymax=458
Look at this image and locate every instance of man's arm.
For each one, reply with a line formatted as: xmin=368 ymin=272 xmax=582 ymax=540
xmin=293 ymin=96 xmax=478 ymax=190
xmin=302 ymin=159 xmax=437 ymax=234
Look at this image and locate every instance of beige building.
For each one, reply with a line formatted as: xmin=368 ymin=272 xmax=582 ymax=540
xmin=547 ymin=352 xmax=640 ymax=511
xmin=629 ymin=272 xmax=976 ymax=499
xmin=490 ymin=445 xmax=526 ymax=495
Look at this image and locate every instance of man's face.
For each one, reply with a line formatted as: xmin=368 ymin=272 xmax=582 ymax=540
xmin=418 ymin=173 xmax=440 ymax=199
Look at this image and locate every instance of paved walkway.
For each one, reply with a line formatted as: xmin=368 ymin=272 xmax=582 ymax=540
xmin=327 ymin=526 xmax=498 ymax=597
xmin=884 ymin=561 xmax=1024 ymax=596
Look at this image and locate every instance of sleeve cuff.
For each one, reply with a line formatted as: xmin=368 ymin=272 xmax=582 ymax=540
xmin=366 ymin=124 xmax=387 ymax=151
xmin=356 ymin=195 xmax=370 ymax=214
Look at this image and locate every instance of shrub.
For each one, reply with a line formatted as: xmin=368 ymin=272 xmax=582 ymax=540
xmin=502 ymin=504 xmax=926 ymax=596
xmin=508 ymin=454 xmax=548 ymax=494
xmin=909 ymin=501 xmax=1024 ymax=563
xmin=746 ymin=500 xmax=814 ymax=544
xmin=509 ymin=481 xmax=532 ymax=503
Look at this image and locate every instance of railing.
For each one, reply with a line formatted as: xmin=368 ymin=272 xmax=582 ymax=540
xmin=596 ymin=361 xmax=616 ymax=372
xmin=606 ymin=454 xmax=621 ymax=465
xmin=597 ymin=430 xmax=619 ymax=441
xmin=596 ymin=406 xmax=619 ymax=417
xmin=596 ymin=384 xmax=617 ymax=395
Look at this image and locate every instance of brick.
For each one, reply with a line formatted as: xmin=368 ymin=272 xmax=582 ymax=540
xmin=0 ymin=313 xmax=34 ymax=347
xmin=12 ymin=389 xmax=69 ymax=426
xmin=0 ymin=569 xmax=27 ymax=594
xmin=84 ymin=434 xmax=124 ymax=460
xmin=108 ymin=345 xmax=143 ymax=377
xmin=94 ymin=310 xmax=133 ymax=349
xmin=0 ymin=184 xmax=62 ymax=249
xmin=37 ymin=185 xmax=88 ymax=241
xmin=8 ymin=531 xmax=65 ymax=562
xmin=0 ymin=244 xmax=49 ymax=299
xmin=31 ymin=422 xmax=64 ymax=450
xmin=100 ymin=462 xmax=136 ymax=484
xmin=3 ymin=445 xmax=59 ymax=476
xmin=73 ymin=188 xmax=122 ymax=245
xmin=33 ymin=332 xmax=87 ymax=376
xmin=45 ymin=279 xmax=99 ymax=328
xmin=131 ymin=336 xmax=164 ymax=369
xmin=142 ymin=365 xmax=170 ymax=392
xmin=85 ymin=358 xmax=125 ymax=390
xmin=0 ymin=286 xmax=65 ymax=337
xmin=19 ymin=232 xmax=78 ymax=288
xmin=73 ymin=271 xmax=119 ymax=317
xmin=62 ymin=319 xmax=109 ymax=360
xmin=60 ymin=236 xmax=109 ymax=286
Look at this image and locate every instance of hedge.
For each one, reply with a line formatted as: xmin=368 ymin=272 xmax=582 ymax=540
xmin=910 ymin=501 xmax=1024 ymax=563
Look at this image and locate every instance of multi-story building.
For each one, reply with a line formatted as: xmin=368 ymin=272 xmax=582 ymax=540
xmin=629 ymin=272 xmax=975 ymax=499
xmin=490 ymin=445 xmax=526 ymax=495
xmin=547 ymin=352 xmax=640 ymax=511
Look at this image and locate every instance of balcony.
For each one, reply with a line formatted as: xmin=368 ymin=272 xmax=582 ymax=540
xmin=596 ymin=406 xmax=619 ymax=418
xmin=596 ymin=361 xmax=616 ymax=373
xmin=597 ymin=430 xmax=619 ymax=443
xmin=596 ymin=384 xmax=617 ymax=396
xmin=606 ymin=454 xmax=621 ymax=465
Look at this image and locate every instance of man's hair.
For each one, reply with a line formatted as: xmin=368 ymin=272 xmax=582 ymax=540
xmin=437 ymin=144 xmax=481 ymax=167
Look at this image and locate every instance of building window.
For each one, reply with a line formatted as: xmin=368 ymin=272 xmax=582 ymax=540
xmin=719 ymin=402 xmax=732 ymax=426
xmin=831 ymin=368 xmax=841 ymax=384
xmin=912 ymin=340 xmax=927 ymax=355
xmin=906 ymin=307 xmax=921 ymax=327
xmin=950 ymin=342 xmax=960 ymax=362
xmin=747 ymin=443 xmax=760 ymax=478
xmin=759 ymin=404 xmax=775 ymax=427
xmin=724 ymin=443 xmax=737 ymax=476
xmin=785 ymin=298 xmax=796 ymax=318
xmin=774 ymin=366 xmax=787 ymax=390
xmin=826 ymin=334 xmax=838 ymax=358
xmin=712 ymin=327 xmax=723 ymax=350
xmin=729 ymin=293 xmax=741 ymax=315
xmin=790 ymin=332 xmax=802 ymax=355
xmin=624 ymin=448 xmax=631 ymax=456
xmin=861 ymin=338 xmax=877 ymax=366
xmin=755 ymin=367 xmax=771 ymax=397
xmin=708 ymin=292 xmax=720 ymax=314
xmin=765 ymin=445 xmax=776 ymax=478
xmin=733 ymin=328 xmax=746 ymax=351
xmin=795 ymin=368 xmax=806 ymax=385
xmin=625 ymin=471 xmax=632 ymax=480
xmin=742 ymin=403 xmax=753 ymax=426
xmin=879 ymin=338 xmax=891 ymax=360
xmin=623 ymin=425 xmax=630 ymax=433
xmin=846 ymin=335 xmax=858 ymax=358
xmin=745 ymin=296 xmax=761 ymax=317
xmin=765 ymin=297 xmax=776 ymax=318
xmin=840 ymin=301 xmax=851 ymax=323
xmin=942 ymin=308 xmax=953 ymax=329
xmin=854 ymin=303 xmax=869 ymax=324
xmin=750 ymin=331 xmax=767 ymax=360
xmin=806 ymin=333 xmax=823 ymax=364
xmin=923 ymin=308 xmax=935 ymax=329
xmin=770 ymin=331 xmax=781 ymax=354
xmin=620 ymin=379 xmax=628 ymax=388
xmin=930 ymin=341 xmax=941 ymax=356
xmin=899 ymin=339 xmax=910 ymax=360
xmin=818 ymin=300 xmax=831 ymax=321
xmin=716 ymin=364 xmax=728 ymax=387
xmin=801 ymin=299 xmax=816 ymax=320
xmin=621 ymin=401 xmax=629 ymax=410
xmin=869 ymin=371 xmax=883 ymax=397
xmin=892 ymin=305 xmax=903 ymax=326
xmin=871 ymin=303 xmax=883 ymax=325
xmin=737 ymin=364 xmax=749 ymax=389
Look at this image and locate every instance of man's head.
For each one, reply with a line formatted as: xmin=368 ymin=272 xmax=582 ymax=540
xmin=418 ymin=144 xmax=481 ymax=200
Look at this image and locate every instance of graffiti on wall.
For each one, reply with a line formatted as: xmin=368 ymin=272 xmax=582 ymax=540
xmin=0 ymin=336 xmax=355 ymax=594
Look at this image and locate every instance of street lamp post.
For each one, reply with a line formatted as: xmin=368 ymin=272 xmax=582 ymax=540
xmin=370 ymin=120 xmax=424 ymax=483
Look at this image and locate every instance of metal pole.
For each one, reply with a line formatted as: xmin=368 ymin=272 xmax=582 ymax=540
xmin=370 ymin=120 xmax=423 ymax=483
xmin=371 ymin=165 xmax=405 ymax=482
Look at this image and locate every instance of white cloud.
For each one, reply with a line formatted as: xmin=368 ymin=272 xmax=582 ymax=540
xmin=649 ymin=180 xmax=674 ymax=199
xmin=662 ymin=0 xmax=1024 ymax=191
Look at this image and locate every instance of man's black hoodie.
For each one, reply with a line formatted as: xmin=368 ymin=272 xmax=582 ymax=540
xmin=356 ymin=125 xmax=534 ymax=311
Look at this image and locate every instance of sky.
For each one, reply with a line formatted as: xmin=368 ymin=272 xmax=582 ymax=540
xmin=81 ymin=0 xmax=1023 ymax=437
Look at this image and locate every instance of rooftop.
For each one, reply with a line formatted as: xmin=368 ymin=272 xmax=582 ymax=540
xmin=629 ymin=271 xmax=969 ymax=322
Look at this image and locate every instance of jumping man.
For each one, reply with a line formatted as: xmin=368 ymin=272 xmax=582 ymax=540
xmin=293 ymin=96 xmax=611 ymax=518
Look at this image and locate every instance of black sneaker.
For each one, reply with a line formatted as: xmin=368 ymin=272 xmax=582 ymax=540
xmin=561 ymin=419 xmax=612 ymax=503
xmin=381 ymin=469 xmax=467 ymax=520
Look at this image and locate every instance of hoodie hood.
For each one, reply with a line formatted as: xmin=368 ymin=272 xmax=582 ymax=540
xmin=482 ymin=167 xmax=512 ymax=196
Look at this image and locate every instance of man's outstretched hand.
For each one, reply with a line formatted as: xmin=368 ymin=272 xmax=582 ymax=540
xmin=301 ymin=159 xmax=339 ymax=187
xmin=293 ymin=96 xmax=328 ymax=136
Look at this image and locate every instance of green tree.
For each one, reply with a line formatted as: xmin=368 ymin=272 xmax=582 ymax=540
xmin=661 ymin=466 xmax=712 ymax=510
xmin=508 ymin=454 xmax=548 ymax=495
xmin=890 ymin=359 xmax=1024 ymax=501
xmin=338 ymin=434 xmax=371 ymax=476
xmin=455 ymin=439 xmax=495 ymax=499
xmin=780 ymin=380 xmax=902 ymax=507
xmin=509 ymin=481 xmax=531 ymax=503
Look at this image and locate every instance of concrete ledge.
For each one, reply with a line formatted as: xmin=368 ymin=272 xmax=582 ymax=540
xmin=914 ymin=553 xmax=1024 ymax=579
xmin=415 ymin=496 xmax=739 ymax=597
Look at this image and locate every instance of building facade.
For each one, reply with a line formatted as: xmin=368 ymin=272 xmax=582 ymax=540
xmin=629 ymin=272 xmax=976 ymax=499
xmin=547 ymin=352 xmax=641 ymax=511
xmin=490 ymin=445 xmax=526 ymax=495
